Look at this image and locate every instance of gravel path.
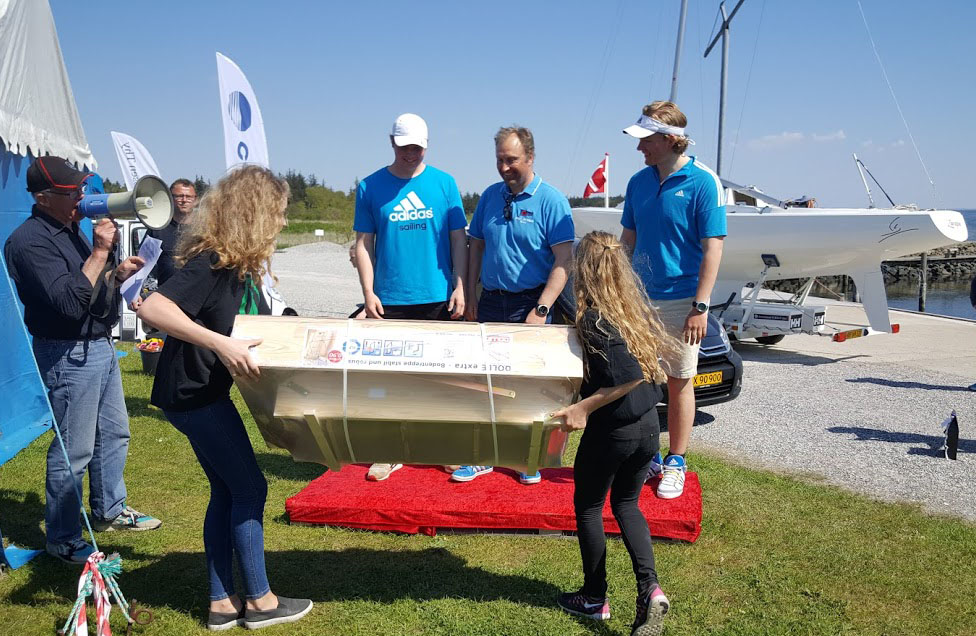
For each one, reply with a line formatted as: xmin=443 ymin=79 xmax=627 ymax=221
xmin=270 ymin=241 xmax=976 ymax=523
xmin=697 ymin=345 xmax=975 ymax=522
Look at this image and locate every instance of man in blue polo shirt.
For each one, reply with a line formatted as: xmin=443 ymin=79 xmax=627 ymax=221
xmin=353 ymin=113 xmax=468 ymax=482
xmin=454 ymin=126 xmax=575 ymax=485
xmin=621 ymin=101 xmax=726 ymax=500
xmin=4 ymin=156 xmax=162 ymax=564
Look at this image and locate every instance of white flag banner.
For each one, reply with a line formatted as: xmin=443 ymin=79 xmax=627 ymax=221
xmin=215 ymin=52 xmax=269 ymax=170
xmin=110 ymin=131 xmax=161 ymax=191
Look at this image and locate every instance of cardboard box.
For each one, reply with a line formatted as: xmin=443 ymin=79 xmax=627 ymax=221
xmin=232 ymin=316 xmax=584 ymax=472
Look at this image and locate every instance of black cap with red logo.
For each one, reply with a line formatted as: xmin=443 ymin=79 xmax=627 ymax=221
xmin=26 ymin=156 xmax=92 ymax=193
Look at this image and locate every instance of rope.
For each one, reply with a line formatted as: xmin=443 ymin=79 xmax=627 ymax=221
xmin=564 ymin=0 xmax=626 ymax=191
xmin=60 ymin=552 xmax=136 ymax=635
xmin=479 ymin=323 xmax=500 ymax=467
xmin=856 ymin=1 xmax=940 ymax=206
xmin=727 ymin=0 xmax=767 ymax=178
xmin=341 ymin=319 xmax=356 ymax=463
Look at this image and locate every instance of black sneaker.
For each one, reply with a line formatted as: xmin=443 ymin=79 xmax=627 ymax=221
xmin=631 ymin=585 xmax=669 ymax=636
xmin=207 ymin=606 xmax=245 ymax=631
xmin=243 ymin=596 xmax=313 ymax=630
xmin=556 ymin=589 xmax=611 ymax=621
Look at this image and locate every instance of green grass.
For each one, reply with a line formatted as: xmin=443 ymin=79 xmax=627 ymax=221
xmin=277 ymin=220 xmax=354 ymax=248
xmin=1 ymin=344 xmax=974 ymax=634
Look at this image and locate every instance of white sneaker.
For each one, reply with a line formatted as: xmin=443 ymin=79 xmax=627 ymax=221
xmin=645 ymin=452 xmax=664 ymax=483
xmin=656 ymin=455 xmax=686 ymax=499
xmin=366 ymin=463 xmax=403 ymax=481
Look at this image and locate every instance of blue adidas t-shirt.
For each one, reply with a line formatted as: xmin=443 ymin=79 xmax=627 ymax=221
xmin=354 ymin=165 xmax=467 ymax=305
xmin=468 ymin=175 xmax=575 ymax=292
xmin=621 ymin=156 xmax=727 ymax=300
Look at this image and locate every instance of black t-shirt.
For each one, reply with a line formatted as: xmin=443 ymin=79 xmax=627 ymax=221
xmin=150 ymin=250 xmax=248 ymax=412
xmin=146 ymin=219 xmax=183 ymax=286
xmin=578 ymin=310 xmax=663 ymax=434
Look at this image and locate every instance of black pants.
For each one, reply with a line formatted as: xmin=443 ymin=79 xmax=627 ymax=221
xmin=573 ymin=415 xmax=660 ymax=598
xmin=377 ymin=301 xmax=452 ymax=321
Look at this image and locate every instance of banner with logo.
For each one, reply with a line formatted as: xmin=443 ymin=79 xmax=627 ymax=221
xmin=110 ymin=131 xmax=161 ymax=191
xmin=215 ymin=52 xmax=269 ymax=170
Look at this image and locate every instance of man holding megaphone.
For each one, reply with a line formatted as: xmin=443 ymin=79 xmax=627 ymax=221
xmin=3 ymin=156 xmax=162 ymax=565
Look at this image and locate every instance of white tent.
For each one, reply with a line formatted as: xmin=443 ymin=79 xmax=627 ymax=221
xmin=0 ymin=0 xmax=94 ymax=168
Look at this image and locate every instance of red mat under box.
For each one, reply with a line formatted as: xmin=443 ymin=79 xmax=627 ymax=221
xmin=286 ymin=465 xmax=701 ymax=542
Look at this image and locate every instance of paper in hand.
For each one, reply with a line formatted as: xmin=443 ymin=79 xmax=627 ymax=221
xmin=121 ymin=236 xmax=162 ymax=303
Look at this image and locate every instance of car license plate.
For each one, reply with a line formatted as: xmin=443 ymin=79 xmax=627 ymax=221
xmin=693 ymin=371 xmax=723 ymax=387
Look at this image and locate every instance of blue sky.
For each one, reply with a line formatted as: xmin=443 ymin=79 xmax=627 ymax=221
xmin=51 ymin=0 xmax=975 ymax=209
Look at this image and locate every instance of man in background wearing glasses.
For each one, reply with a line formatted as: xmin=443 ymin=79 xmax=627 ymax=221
xmin=3 ymin=156 xmax=162 ymax=564
xmin=145 ymin=178 xmax=198 ymax=288
xmin=454 ymin=126 xmax=574 ymax=485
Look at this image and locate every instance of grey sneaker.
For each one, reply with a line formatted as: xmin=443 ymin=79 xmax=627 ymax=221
xmin=46 ymin=539 xmax=95 ymax=564
xmin=366 ymin=463 xmax=403 ymax=481
xmin=207 ymin=606 xmax=245 ymax=631
xmin=92 ymin=505 xmax=162 ymax=532
xmin=244 ymin=596 xmax=313 ymax=630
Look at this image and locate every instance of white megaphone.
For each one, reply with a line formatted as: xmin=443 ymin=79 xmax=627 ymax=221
xmin=77 ymin=175 xmax=174 ymax=230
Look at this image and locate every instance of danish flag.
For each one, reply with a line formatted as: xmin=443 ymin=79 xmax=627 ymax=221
xmin=583 ymin=154 xmax=608 ymax=198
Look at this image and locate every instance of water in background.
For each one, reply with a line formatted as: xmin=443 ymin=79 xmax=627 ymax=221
xmin=885 ymin=209 xmax=975 ymax=319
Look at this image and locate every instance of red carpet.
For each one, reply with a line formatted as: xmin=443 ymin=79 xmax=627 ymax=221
xmin=286 ymin=465 xmax=701 ymax=542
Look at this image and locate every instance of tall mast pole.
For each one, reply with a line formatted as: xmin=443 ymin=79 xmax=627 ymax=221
xmin=604 ymin=154 xmax=610 ymax=209
xmin=704 ymin=0 xmax=746 ymax=178
xmin=669 ymin=0 xmax=689 ymax=102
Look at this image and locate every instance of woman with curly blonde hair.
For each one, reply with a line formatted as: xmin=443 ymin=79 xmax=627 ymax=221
xmin=553 ymin=231 xmax=676 ymax=636
xmin=138 ymin=165 xmax=312 ymax=630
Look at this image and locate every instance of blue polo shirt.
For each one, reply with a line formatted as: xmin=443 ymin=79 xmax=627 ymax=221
xmin=621 ymin=156 xmax=726 ymax=300
xmin=468 ymin=175 xmax=575 ymax=292
xmin=354 ymin=165 xmax=467 ymax=305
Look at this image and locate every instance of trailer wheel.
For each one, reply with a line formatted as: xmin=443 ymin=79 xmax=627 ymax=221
xmin=755 ymin=334 xmax=786 ymax=345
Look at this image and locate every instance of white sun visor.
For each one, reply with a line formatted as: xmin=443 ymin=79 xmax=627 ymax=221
xmin=622 ymin=115 xmax=693 ymax=144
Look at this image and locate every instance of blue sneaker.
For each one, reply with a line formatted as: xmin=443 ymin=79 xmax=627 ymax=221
xmin=46 ymin=539 xmax=95 ymax=565
xmin=519 ymin=471 xmax=542 ymax=485
xmin=451 ymin=465 xmax=493 ymax=482
xmin=657 ymin=455 xmax=686 ymax=500
xmin=645 ymin=452 xmax=664 ymax=482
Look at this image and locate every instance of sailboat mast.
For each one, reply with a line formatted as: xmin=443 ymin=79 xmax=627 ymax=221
xmin=669 ymin=0 xmax=689 ymax=101
xmin=704 ymin=0 xmax=747 ymax=178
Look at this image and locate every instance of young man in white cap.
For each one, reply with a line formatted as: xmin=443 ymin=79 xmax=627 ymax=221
xmin=620 ymin=101 xmax=726 ymax=499
xmin=353 ymin=113 xmax=468 ymax=482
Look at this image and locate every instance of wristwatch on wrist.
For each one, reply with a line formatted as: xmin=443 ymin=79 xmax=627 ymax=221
xmin=692 ymin=300 xmax=709 ymax=313
xmin=535 ymin=304 xmax=550 ymax=317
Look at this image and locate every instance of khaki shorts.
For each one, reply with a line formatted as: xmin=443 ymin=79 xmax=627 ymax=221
xmin=652 ymin=296 xmax=700 ymax=379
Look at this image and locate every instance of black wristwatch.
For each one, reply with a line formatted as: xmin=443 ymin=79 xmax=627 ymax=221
xmin=535 ymin=304 xmax=550 ymax=317
xmin=692 ymin=300 xmax=709 ymax=313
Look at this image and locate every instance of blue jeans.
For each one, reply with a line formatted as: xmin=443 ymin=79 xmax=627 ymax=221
xmin=33 ymin=337 xmax=130 ymax=546
xmin=478 ymin=289 xmax=553 ymax=324
xmin=164 ymin=397 xmax=270 ymax=601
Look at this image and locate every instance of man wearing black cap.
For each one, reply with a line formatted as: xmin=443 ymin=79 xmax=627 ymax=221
xmin=4 ymin=156 xmax=162 ymax=564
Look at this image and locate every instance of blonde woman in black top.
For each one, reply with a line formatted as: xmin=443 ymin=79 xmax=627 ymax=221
xmin=138 ymin=166 xmax=312 ymax=630
xmin=552 ymin=231 xmax=678 ymax=636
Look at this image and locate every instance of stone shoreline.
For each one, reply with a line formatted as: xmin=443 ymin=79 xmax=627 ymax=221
xmin=767 ymin=241 xmax=976 ymax=295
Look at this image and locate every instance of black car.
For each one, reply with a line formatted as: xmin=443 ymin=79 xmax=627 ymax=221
xmin=555 ymin=281 xmax=743 ymax=413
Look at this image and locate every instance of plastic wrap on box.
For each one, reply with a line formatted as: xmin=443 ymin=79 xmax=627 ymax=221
xmin=232 ymin=316 xmax=584 ymax=472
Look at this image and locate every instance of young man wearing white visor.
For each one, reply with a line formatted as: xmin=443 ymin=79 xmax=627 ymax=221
xmin=620 ymin=101 xmax=726 ymax=499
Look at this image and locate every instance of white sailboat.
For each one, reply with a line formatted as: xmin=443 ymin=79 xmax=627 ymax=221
xmin=571 ymin=0 xmax=967 ymax=343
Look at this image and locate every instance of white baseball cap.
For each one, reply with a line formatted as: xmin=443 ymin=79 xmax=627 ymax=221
xmin=391 ymin=113 xmax=428 ymax=148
